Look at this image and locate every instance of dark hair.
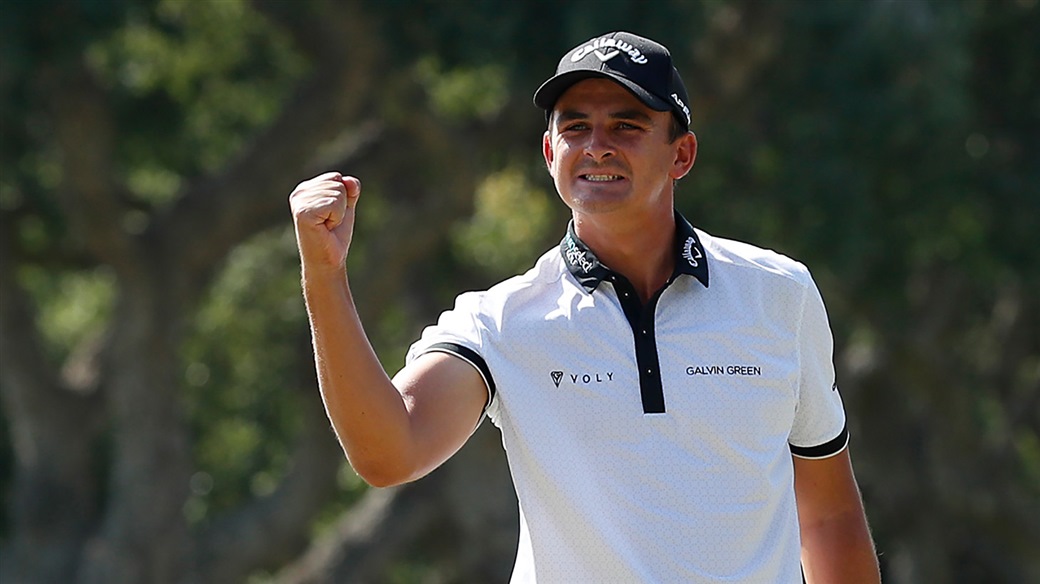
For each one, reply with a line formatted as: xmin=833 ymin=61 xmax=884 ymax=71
xmin=667 ymin=114 xmax=689 ymax=143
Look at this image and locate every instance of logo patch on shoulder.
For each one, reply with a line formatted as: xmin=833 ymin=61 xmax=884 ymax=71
xmin=551 ymin=371 xmax=564 ymax=388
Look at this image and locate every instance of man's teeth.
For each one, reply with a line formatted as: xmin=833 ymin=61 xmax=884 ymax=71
xmin=583 ymin=175 xmax=621 ymax=182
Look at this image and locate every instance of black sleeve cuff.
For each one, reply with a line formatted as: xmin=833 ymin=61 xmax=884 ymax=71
xmin=790 ymin=424 xmax=849 ymax=459
xmin=423 ymin=342 xmax=496 ymax=407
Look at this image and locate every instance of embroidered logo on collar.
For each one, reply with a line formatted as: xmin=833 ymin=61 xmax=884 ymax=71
xmin=682 ymin=236 xmax=703 ymax=268
xmin=571 ymin=37 xmax=648 ymax=65
xmin=563 ymin=234 xmax=595 ymax=273
xmin=560 ymin=212 xmax=707 ymax=291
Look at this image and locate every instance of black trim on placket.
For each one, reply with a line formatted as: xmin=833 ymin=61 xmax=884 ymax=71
xmin=611 ymin=273 xmax=670 ymax=413
xmin=559 ymin=211 xmax=709 ymax=414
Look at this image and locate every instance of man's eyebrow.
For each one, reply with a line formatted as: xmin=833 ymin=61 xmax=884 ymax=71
xmin=554 ymin=109 xmax=588 ymax=124
xmin=554 ymin=108 xmax=654 ymax=125
xmin=611 ymin=109 xmax=654 ymax=123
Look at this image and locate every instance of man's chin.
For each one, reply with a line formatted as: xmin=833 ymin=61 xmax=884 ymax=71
xmin=564 ymin=192 xmax=631 ymax=215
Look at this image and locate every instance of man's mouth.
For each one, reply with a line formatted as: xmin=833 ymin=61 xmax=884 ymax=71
xmin=581 ymin=174 xmax=624 ymax=182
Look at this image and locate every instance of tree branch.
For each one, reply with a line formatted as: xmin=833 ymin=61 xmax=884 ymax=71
xmin=46 ymin=58 xmax=141 ymax=274
xmin=155 ymin=0 xmax=385 ymax=299
xmin=270 ymin=425 xmax=517 ymax=584
xmin=271 ymin=486 xmax=427 ymax=584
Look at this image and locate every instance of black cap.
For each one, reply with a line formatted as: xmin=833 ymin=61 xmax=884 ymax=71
xmin=534 ymin=31 xmax=691 ymax=130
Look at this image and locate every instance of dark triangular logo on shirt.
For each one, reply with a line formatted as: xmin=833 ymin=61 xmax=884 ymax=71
xmin=551 ymin=371 xmax=564 ymax=388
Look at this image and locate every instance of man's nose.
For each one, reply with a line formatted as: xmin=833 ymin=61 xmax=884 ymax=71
xmin=583 ymin=127 xmax=615 ymax=160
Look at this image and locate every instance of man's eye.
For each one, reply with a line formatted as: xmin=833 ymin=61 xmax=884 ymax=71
xmin=563 ymin=123 xmax=588 ymax=132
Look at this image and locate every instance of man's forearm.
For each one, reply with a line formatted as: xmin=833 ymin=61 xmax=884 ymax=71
xmin=800 ymin=509 xmax=880 ymax=584
xmin=302 ymin=266 xmax=416 ymax=486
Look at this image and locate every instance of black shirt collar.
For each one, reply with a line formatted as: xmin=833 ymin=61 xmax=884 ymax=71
xmin=559 ymin=210 xmax=710 ymax=293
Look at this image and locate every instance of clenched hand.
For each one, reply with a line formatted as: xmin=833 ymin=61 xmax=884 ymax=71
xmin=289 ymin=172 xmax=362 ymax=272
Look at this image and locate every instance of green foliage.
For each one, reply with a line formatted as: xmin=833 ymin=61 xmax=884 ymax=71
xmin=1 ymin=0 xmax=1037 ymax=581
xmin=18 ymin=266 xmax=116 ymax=367
xmin=87 ymin=0 xmax=307 ymax=180
xmin=415 ymin=58 xmax=509 ymax=122
xmin=2 ymin=0 xmax=315 ymax=535
xmin=181 ymin=228 xmax=311 ymax=523
xmin=453 ymin=166 xmax=555 ymax=276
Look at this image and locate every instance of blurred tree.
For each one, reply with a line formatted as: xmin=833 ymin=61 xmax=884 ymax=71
xmin=679 ymin=1 xmax=1040 ymax=581
xmin=0 ymin=0 xmax=1037 ymax=583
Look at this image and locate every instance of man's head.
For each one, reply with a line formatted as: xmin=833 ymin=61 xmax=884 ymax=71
xmin=534 ymin=32 xmax=692 ymax=139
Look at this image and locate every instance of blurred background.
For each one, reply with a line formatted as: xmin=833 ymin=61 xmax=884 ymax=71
xmin=1 ymin=0 xmax=1037 ymax=582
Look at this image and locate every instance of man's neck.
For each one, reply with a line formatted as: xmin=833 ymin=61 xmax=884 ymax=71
xmin=573 ymin=207 xmax=677 ymax=304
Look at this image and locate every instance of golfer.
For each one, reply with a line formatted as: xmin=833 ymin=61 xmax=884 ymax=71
xmin=290 ymin=31 xmax=880 ymax=583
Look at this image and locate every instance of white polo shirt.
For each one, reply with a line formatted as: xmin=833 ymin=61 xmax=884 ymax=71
xmin=406 ymin=212 xmax=848 ymax=583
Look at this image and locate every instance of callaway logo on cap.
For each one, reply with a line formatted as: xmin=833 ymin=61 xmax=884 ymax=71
xmin=534 ymin=31 xmax=692 ymax=129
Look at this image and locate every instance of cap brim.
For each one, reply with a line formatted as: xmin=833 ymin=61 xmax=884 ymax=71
xmin=533 ymin=70 xmax=671 ymax=113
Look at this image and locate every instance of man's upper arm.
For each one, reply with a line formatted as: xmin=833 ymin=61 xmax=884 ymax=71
xmin=390 ymin=350 xmax=491 ymax=482
xmin=793 ymin=449 xmax=862 ymax=525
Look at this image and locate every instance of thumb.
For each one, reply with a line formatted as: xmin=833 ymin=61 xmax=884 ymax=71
xmin=340 ymin=176 xmax=361 ymax=209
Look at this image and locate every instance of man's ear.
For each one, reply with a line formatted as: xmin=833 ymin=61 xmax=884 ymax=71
xmin=542 ymin=130 xmax=554 ymax=171
xmin=670 ymin=131 xmax=698 ymax=180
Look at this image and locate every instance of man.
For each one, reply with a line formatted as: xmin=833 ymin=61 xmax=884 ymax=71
xmin=290 ymin=31 xmax=879 ymax=583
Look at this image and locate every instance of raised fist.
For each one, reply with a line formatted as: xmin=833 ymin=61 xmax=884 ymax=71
xmin=289 ymin=172 xmax=361 ymax=271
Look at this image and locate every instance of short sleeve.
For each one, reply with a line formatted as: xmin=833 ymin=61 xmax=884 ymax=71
xmin=788 ymin=276 xmax=848 ymax=459
xmin=405 ymin=291 xmax=497 ymax=414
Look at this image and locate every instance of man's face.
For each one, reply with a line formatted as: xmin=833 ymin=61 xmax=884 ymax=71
xmin=542 ymin=78 xmax=695 ymax=217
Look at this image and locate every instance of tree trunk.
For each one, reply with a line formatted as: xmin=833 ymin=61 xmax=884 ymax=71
xmin=0 ymin=246 xmax=103 ymax=583
xmin=274 ymin=424 xmax=518 ymax=584
xmin=78 ymin=279 xmax=193 ymax=584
